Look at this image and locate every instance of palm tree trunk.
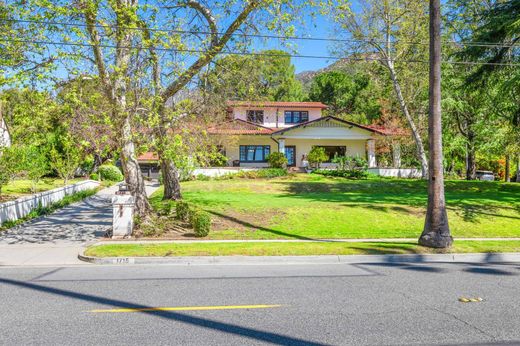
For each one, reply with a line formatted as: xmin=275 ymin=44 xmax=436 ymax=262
xmin=419 ymin=0 xmax=452 ymax=248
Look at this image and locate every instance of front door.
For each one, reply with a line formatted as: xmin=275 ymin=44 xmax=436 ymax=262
xmin=285 ymin=146 xmax=296 ymax=167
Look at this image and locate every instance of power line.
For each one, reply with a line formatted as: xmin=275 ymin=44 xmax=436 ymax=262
xmin=2 ymin=37 xmax=520 ymax=67
xmin=2 ymin=18 xmax=520 ymax=49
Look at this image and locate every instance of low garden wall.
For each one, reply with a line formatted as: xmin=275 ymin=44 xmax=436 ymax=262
xmin=368 ymin=168 xmax=422 ymax=179
xmin=193 ymin=167 xmax=257 ymax=177
xmin=0 ymin=180 xmax=100 ymax=224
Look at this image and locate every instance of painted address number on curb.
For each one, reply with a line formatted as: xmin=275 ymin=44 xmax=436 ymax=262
xmin=114 ymin=258 xmax=134 ymax=264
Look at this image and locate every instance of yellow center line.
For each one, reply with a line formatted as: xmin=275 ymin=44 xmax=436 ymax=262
xmin=89 ymin=304 xmax=283 ymax=313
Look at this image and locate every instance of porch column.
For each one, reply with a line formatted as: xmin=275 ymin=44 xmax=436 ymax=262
xmin=278 ymin=138 xmax=285 ymax=154
xmin=367 ymin=139 xmax=377 ymax=168
xmin=392 ymin=141 xmax=401 ymax=168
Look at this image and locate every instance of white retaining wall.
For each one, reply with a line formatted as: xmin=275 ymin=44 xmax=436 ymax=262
xmin=193 ymin=167 xmax=257 ymax=178
xmin=0 ymin=180 xmax=100 ymax=224
xmin=368 ymin=168 xmax=422 ymax=179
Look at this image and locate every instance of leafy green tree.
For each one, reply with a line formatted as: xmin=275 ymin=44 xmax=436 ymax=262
xmin=307 ymin=71 xmax=380 ymax=122
xmin=0 ymin=145 xmax=23 ymax=196
xmin=204 ymin=50 xmax=303 ymax=102
xmin=57 ymin=77 xmax=117 ymax=170
xmin=49 ymin=134 xmax=83 ymax=185
xmin=0 ymin=89 xmax=58 ymax=146
xmin=449 ymin=0 xmax=520 ymax=180
xmin=308 ymin=147 xmax=329 ymax=168
xmin=330 ymin=0 xmax=430 ymax=178
xmin=20 ymin=146 xmax=49 ymax=193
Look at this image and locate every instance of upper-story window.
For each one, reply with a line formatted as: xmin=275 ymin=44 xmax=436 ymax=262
xmin=284 ymin=111 xmax=309 ymax=124
xmin=246 ymin=110 xmax=264 ymax=124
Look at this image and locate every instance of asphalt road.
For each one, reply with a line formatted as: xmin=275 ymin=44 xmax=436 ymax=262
xmin=1 ymin=262 xmax=519 ymax=345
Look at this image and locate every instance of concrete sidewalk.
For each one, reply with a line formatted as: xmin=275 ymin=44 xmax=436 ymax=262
xmin=0 ymin=244 xmax=88 ymax=266
xmin=0 ymin=181 xmax=160 ymax=266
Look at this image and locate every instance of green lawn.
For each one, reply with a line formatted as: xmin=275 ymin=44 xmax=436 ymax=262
xmin=0 ymin=178 xmax=87 ymax=202
xmin=85 ymin=240 xmax=520 ymax=257
xmin=150 ymin=174 xmax=520 ymax=240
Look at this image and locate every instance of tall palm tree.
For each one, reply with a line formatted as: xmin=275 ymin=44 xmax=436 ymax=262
xmin=419 ymin=0 xmax=453 ymax=248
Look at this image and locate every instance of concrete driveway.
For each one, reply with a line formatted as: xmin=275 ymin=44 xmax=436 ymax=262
xmin=0 ymin=182 xmax=160 ymax=266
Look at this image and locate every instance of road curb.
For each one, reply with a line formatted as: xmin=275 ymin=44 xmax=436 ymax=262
xmin=78 ymin=251 xmax=520 ymax=266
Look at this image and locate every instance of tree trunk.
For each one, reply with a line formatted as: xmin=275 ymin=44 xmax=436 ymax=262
xmin=466 ymin=139 xmax=476 ymax=180
xmin=505 ymin=154 xmax=510 ymax=182
xmin=154 ymin=106 xmax=182 ymax=200
xmin=517 ymin=155 xmax=520 ymax=182
xmin=120 ymin=116 xmax=151 ymax=217
xmin=419 ymin=0 xmax=452 ymax=248
xmin=161 ymin=158 xmax=182 ymax=200
xmin=388 ymin=64 xmax=429 ymax=178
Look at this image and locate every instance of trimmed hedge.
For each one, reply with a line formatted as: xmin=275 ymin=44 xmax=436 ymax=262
xmin=173 ymin=200 xmax=212 ymax=237
xmin=98 ymin=164 xmax=124 ymax=181
xmin=191 ymin=209 xmax=211 ymax=237
xmin=175 ymin=200 xmax=191 ymax=221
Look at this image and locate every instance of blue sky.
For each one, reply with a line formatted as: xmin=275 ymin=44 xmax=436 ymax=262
xmin=284 ymin=15 xmax=336 ymax=73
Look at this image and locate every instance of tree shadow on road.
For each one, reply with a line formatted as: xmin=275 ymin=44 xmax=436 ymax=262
xmin=0 ymin=277 xmax=326 ymax=346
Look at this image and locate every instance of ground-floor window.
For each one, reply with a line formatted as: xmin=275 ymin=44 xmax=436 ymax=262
xmin=240 ymin=145 xmax=271 ymax=162
xmin=314 ymin=146 xmax=346 ymax=162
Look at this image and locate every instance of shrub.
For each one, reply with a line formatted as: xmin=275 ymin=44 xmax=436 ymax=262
xmin=191 ymin=209 xmax=211 ymax=237
xmin=175 ymin=200 xmax=191 ymax=221
xmin=266 ymin=152 xmax=288 ymax=168
xmin=196 ymin=174 xmax=211 ymax=181
xmin=332 ymin=155 xmax=368 ymax=171
xmin=89 ymin=173 xmax=99 ymax=181
xmin=256 ymin=168 xmax=288 ymax=178
xmin=312 ymin=169 xmax=369 ymax=179
xmin=308 ymin=147 xmax=329 ymax=168
xmin=230 ymin=168 xmax=288 ymax=179
xmin=98 ymin=164 xmax=124 ymax=181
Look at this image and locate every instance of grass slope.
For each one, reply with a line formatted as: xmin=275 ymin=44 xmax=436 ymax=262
xmin=150 ymin=175 xmax=520 ymax=240
xmin=0 ymin=178 xmax=87 ymax=202
xmin=86 ymin=240 xmax=520 ymax=257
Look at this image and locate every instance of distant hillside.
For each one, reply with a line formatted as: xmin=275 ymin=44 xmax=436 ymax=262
xmin=295 ymin=59 xmax=353 ymax=92
xmin=296 ymin=56 xmax=379 ymax=92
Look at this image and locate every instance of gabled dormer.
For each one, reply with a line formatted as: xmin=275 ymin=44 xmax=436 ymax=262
xmin=226 ymin=101 xmax=328 ymax=128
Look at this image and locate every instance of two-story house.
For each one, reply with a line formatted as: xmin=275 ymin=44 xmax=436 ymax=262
xmin=209 ymin=101 xmax=383 ymax=168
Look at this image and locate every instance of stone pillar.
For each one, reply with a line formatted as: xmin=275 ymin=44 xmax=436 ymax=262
xmin=112 ymin=194 xmax=135 ymax=239
xmin=392 ymin=141 xmax=401 ymax=168
xmin=278 ymin=138 xmax=285 ymax=154
xmin=367 ymin=139 xmax=377 ymax=168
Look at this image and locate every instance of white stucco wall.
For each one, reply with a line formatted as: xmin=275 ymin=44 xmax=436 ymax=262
xmin=283 ymin=139 xmax=367 ymax=167
xmin=368 ymin=168 xmax=422 ymax=178
xmin=273 ymin=124 xmax=373 ymax=140
xmin=224 ymin=135 xmax=275 ymax=167
xmin=0 ymin=180 xmax=100 ymax=225
xmin=232 ymin=107 xmax=322 ymax=128
xmin=223 ymin=136 xmax=368 ymax=168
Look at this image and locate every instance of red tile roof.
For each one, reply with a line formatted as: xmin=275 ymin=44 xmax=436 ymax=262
xmin=137 ymin=152 xmax=159 ymax=161
xmin=227 ymin=101 xmax=328 ymax=109
xmin=208 ymin=119 xmax=275 ymax=135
